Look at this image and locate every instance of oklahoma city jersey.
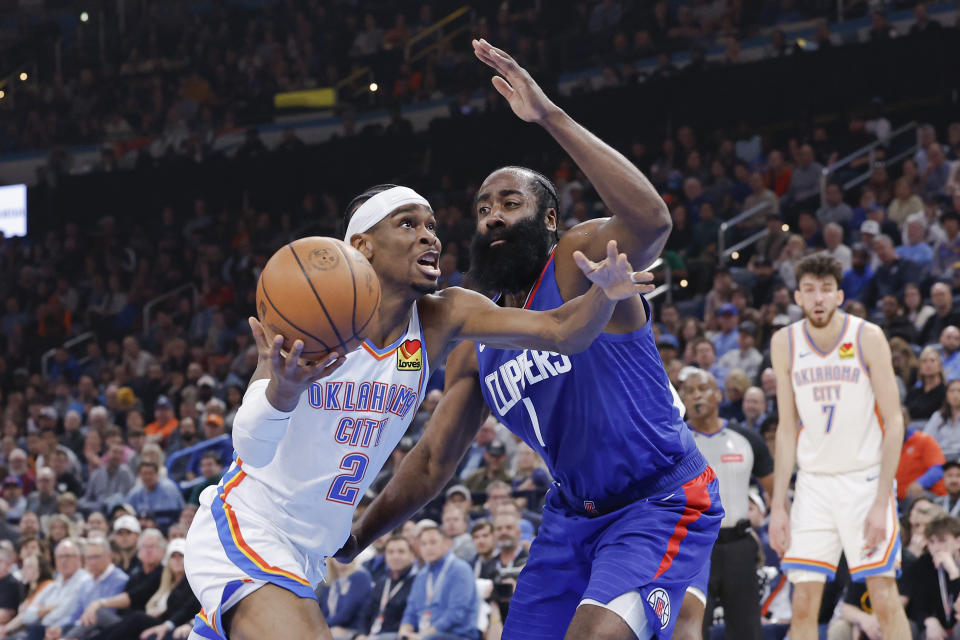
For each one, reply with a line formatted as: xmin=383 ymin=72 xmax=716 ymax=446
xmin=788 ymin=313 xmax=882 ymax=474
xmin=221 ymin=303 xmax=429 ymax=558
xmin=475 ymin=250 xmax=706 ymax=502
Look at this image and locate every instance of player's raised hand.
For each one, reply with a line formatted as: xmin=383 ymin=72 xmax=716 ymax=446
xmin=768 ymin=505 xmax=791 ymax=556
xmin=573 ymin=240 xmax=655 ymax=301
xmin=249 ymin=317 xmax=343 ymax=411
xmin=472 ymin=38 xmax=560 ymax=124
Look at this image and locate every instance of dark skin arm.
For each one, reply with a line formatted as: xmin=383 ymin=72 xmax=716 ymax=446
xmin=339 ymin=341 xmax=488 ymax=555
xmin=473 ymin=39 xmax=671 ymax=331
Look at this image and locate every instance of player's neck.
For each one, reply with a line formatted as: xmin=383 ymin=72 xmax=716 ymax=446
xmin=366 ymin=288 xmax=415 ymax=348
xmin=803 ymin=310 xmax=846 ymax=348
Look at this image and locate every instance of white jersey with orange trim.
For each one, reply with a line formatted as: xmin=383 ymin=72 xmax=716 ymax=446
xmin=224 ymin=302 xmax=429 ymax=558
xmin=787 ymin=313 xmax=882 ymax=475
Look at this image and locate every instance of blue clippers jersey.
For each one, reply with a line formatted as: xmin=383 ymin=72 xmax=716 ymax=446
xmin=475 ymin=251 xmax=705 ymax=502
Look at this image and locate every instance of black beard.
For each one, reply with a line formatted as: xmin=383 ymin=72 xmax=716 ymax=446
xmin=411 ymin=282 xmax=438 ymax=295
xmin=469 ymin=215 xmax=552 ymax=294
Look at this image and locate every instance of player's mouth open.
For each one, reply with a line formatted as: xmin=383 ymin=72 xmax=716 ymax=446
xmin=416 ymin=251 xmax=441 ymax=278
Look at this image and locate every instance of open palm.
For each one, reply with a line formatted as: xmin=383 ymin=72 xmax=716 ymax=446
xmin=574 ymin=240 xmax=655 ymax=301
xmin=472 ymin=38 xmax=559 ymax=124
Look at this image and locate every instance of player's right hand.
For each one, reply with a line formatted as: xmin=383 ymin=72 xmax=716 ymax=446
xmin=768 ymin=505 xmax=791 ymax=556
xmin=249 ymin=317 xmax=343 ymax=412
xmin=333 ymin=533 xmax=361 ymax=564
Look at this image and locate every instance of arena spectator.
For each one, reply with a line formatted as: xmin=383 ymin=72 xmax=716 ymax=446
xmin=77 ymin=528 xmax=164 ymax=632
xmin=822 ymin=223 xmax=852 ymax=271
xmin=187 ymin=451 xmax=223 ymax=505
xmin=469 ymin=521 xmax=497 ymax=579
xmin=692 ymin=337 xmax=728 ymax=391
xmin=0 ymin=539 xmax=89 ymax=637
xmin=935 ymin=461 xmax=960 ymax=518
xmin=712 ymin=304 xmax=740 ymax=359
xmin=463 ymin=441 xmax=511 ymax=494
xmin=908 ymin=515 xmax=960 ymax=637
xmin=484 ymin=511 xmax=528 ymax=623
xmin=940 ymin=328 xmax=960 ymax=382
xmin=51 ymin=536 xmax=128 ymax=639
xmin=816 ymin=183 xmax=854 ymax=227
xmin=703 ymin=269 xmax=736 ymax=328
xmin=49 ymin=450 xmax=82 ymax=497
xmin=862 ymin=235 xmax=922 ymax=309
xmin=399 ymin=526 xmax=477 ymax=640
xmin=933 ymin=210 xmax=960 ymax=278
xmin=358 ymin=535 xmax=416 ymax=639
xmin=186 ymin=414 xmax=233 ymax=479
xmin=741 ymin=387 xmax=768 ymax=433
xmin=441 ymin=503 xmax=475 ymax=562
xmin=3 ymin=477 xmax=27 ymax=524
xmin=92 ymin=538 xmax=196 ymax=640
xmin=111 ymin=515 xmax=142 ymax=574
xmin=510 ymin=444 xmax=550 ymax=508
xmin=78 ymin=444 xmax=134 ymax=515
xmin=906 ymin=347 xmax=947 ymax=422
xmin=717 ymin=321 xmax=762 ymax=382
xmin=0 ymin=546 xmax=19 ymax=625
xmin=26 ymin=468 xmax=59 ymax=520
xmin=925 ymin=380 xmax=960 ymax=459
xmin=888 ymin=177 xmax=925 ymax=226
xmin=897 ymin=426 xmax=947 ymax=501
xmin=143 ymin=396 xmax=178 ymax=447
xmin=897 ymin=217 xmax=935 ymax=270
xmin=125 ymin=461 xmax=183 ymax=527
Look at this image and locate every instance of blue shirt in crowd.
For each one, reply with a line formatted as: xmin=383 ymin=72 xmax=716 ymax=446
xmin=897 ymin=242 xmax=934 ymax=269
xmin=72 ymin=564 xmax=129 ymax=621
xmin=841 ymin=266 xmax=873 ymax=301
xmin=317 ymin=567 xmax=373 ymax=632
xmin=712 ymin=329 xmax=740 ymax=359
xmin=126 ymin=478 xmax=185 ymax=514
xmin=402 ymin=552 xmax=477 ymax=639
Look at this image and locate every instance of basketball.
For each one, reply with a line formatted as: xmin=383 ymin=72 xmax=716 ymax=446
xmin=256 ymin=237 xmax=381 ymax=358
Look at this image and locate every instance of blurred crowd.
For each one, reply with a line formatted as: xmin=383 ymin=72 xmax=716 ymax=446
xmin=0 ymin=0 xmax=944 ymax=153
xmin=0 ymin=1 xmax=959 ymax=638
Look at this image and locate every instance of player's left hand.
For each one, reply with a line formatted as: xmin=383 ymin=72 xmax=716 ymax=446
xmin=573 ymin=240 xmax=655 ymax=300
xmin=863 ymin=501 xmax=887 ymax=550
xmin=472 ymin=38 xmax=560 ymax=124
xmin=333 ymin=533 xmax=361 ymax=564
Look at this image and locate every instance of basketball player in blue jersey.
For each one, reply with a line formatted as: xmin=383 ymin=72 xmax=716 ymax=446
xmin=185 ymin=182 xmax=653 ymax=640
xmin=340 ymin=40 xmax=723 ymax=640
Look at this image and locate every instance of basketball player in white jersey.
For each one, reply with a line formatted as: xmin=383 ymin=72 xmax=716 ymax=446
xmin=184 ymin=184 xmax=654 ymax=640
xmin=768 ymin=253 xmax=910 ymax=639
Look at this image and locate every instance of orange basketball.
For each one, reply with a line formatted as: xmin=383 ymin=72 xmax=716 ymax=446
xmin=256 ymin=237 xmax=381 ymax=357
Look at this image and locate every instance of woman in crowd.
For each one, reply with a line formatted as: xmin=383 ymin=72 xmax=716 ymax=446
xmin=511 ymin=444 xmax=551 ymax=511
xmin=679 ymin=317 xmax=705 ymax=363
xmin=45 ymin=514 xmax=76 ymax=548
xmin=720 ymin=369 xmax=751 ymax=422
xmin=907 ymin=347 xmax=947 ymax=422
xmin=924 ymin=379 xmax=960 ymax=459
xmin=904 ymin=282 xmax=936 ymax=334
xmin=316 ymin=558 xmax=374 ymax=640
xmin=16 ymin=553 xmax=52 ymax=612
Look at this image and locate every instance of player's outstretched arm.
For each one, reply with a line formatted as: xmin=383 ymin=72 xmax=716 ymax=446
xmin=862 ymin=323 xmax=906 ymax=546
xmin=439 ymin=240 xmax=654 ymax=353
xmin=473 ymin=38 xmax=671 ymax=271
xmin=232 ymin=318 xmax=343 ymax=467
xmin=341 ymin=343 xmax=488 ymax=557
xmin=769 ymin=328 xmax=798 ymax=556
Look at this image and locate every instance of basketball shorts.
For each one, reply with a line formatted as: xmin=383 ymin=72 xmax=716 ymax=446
xmin=501 ymin=467 xmax=723 ymax=640
xmin=185 ymin=472 xmax=325 ymax=640
xmin=781 ymin=466 xmax=900 ymax=584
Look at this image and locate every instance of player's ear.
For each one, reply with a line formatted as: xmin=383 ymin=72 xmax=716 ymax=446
xmin=351 ymin=234 xmax=374 ymax=261
xmin=544 ymin=207 xmax=558 ymax=234
xmin=793 ymin=288 xmax=802 ymax=306
xmin=836 ymin=286 xmax=845 ymax=308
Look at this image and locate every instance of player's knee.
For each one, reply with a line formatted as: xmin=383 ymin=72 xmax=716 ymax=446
xmin=791 ymin=587 xmax=821 ymax=620
xmin=864 ymin=579 xmax=902 ymax=618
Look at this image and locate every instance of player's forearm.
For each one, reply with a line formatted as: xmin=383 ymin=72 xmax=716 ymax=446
xmin=353 ymin=445 xmax=455 ymax=549
xmin=875 ymin=414 xmax=904 ymax=504
xmin=232 ymin=379 xmax=293 ymax=467
xmin=771 ymin=420 xmax=798 ymax=511
xmin=545 ymin=284 xmax=618 ymax=353
xmin=540 ymin=110 xmax=671 ymax=266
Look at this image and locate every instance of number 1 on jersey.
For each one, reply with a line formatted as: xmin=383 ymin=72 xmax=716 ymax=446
xmin=822 ymin=404 xmax=836 ymax=433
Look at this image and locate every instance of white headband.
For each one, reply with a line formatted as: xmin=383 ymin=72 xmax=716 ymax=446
xmin=344 ymin=186 xmax=431 ymax=242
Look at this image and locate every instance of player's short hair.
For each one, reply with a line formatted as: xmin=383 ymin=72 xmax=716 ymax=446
xmin=482 ymin=166 xmax=560 ymax=240
xmin=794 ymin=253 xmax=843 ymax=287
xmin=342 ymin=184 xmax=402 ymax=234
xmin=471 ymin=520 xmax=493 ymax=536
xmin=925 ymin=514 xmax=960 ymax=540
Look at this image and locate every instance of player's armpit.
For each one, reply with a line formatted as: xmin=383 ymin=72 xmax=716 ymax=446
xmin=350 ymin=342 xmax=487 ymax=550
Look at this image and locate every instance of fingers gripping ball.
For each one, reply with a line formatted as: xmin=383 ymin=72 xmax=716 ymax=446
xmin=256 ymin=237 xmax=381 ymax=357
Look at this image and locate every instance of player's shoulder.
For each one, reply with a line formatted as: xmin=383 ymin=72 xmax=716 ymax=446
xmin=769 ymin=325 xmax=792 ymax=353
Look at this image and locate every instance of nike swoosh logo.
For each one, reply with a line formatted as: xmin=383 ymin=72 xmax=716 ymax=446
xmin=798 ymin=352 xmax=812 ymax=358
xmin=866 ymin=475 xmax=878 ymax=481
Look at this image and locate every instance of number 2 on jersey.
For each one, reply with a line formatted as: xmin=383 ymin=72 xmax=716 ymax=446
xmin=326 ymin=453 xmax=369 ymax=505
xmin=822 ymin=404 xmax=836 ymax=433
